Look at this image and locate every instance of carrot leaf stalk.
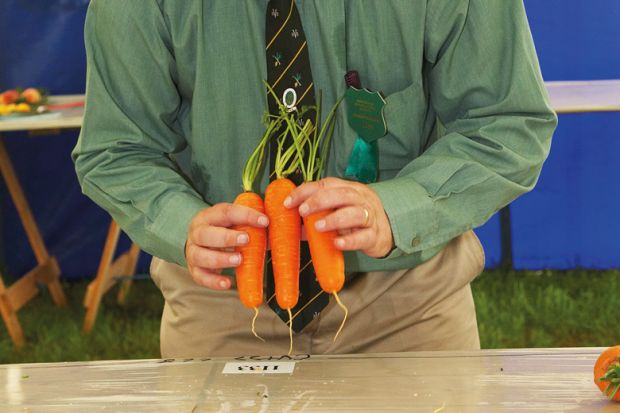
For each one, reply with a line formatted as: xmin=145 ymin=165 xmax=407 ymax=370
xmin=242 ymin=118 xmax=279 ymax=192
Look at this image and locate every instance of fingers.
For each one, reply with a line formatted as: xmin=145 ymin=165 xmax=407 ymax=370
xmin=313 ymin=206 xmax=372 ymax=232
xmin=334 ymin=228 xmax=374 ymax=252
xmin=186 ymin=244 xmax=242 ymax=270
xmin=190 ymin=267 xmax=232 ymax=290
xmin=292 ymin=184 xmax=365 ymax=219
xmin=186 ymin=203 xmax=267 ymax=290
xmin=193 ymin=203 xmax=269 ymax=229
xmin=285 ymin=178 xmax=393 ymax=257
xmin=190 ymin=225 xmax=250 ymax=249
xmin=285 ymin=177 xmax=348 ymax=209
xmin=333 ymin=228 xmax=389 ymax=258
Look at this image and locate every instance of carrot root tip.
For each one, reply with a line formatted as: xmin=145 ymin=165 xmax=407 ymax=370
xmin=287 ymin=308 xmax=293 ymax=356
xmin=251 ymin=307 xmax=265 ymax=342
xmin=332 ymin=292 xmax=348 ymax=343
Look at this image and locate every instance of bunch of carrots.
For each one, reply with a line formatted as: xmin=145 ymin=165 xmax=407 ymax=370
xmin=232 ymin=85 xmax=345 ymax=354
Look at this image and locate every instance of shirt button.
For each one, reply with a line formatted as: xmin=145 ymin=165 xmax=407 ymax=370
xmin=411 ymin=237 xmax=421 ymax=247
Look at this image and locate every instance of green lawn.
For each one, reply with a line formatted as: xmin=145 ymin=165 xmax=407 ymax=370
xmin=0 ymin=269 xmax=618 ymax=364
xmin=474 ymin=269 xmax=620 ymax=349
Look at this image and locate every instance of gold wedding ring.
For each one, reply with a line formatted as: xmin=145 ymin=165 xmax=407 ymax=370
xmin=362 ymin=208 xmax=370 ymax=227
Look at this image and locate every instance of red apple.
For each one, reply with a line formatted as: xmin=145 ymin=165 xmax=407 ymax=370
xmin=1 ymin=89 xmax=19 ymax=105
xmin=21 ymin=88 xmax=42 ymax=104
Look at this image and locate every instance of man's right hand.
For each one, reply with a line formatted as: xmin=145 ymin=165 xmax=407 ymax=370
xmin=185 ymin=203 xmax=269 ymax=290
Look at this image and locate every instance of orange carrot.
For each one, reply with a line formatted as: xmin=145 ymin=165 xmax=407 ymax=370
xmin=233 ymin=192 xmax=266 ymax=309
xmin=263 ymin=83 xmax=311 ymax=354
xmin=594 ymin=345 xmax=620 ymax=401
xmin=231 ymin=114 xmax=278 ymax=341
xmin=265 ymin=178 xmax=300 ymax=310
xmin=263 ymin=82 xmax=343 ymax=351
xmin=286 ymin=90 xmax=347 ymax=341
xmin=304 ymin=209 xmax=348 ymax=342
xmin=303 ymin=211 xmax=344 ymax=293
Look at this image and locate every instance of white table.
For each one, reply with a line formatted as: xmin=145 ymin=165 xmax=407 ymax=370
xmin=0 ymin=95 xmax=84 ymax=132
xmin=0 ymin=95 xmax=139 ymax=346
xmin=546 ymin=79 xmax=620 ymax=114
xmin=0 ymin=348 xmax=615 ymax=412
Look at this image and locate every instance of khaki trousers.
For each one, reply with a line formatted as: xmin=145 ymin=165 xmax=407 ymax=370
xmin=150 ymin=231 xmax=485 ymax=358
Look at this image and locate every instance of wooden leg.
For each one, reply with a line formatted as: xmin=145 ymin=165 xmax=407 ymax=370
xmin=0 ymin=138 xmax=52 ymax=264
xmin=0 ymin=136 xmax=67 ymax=346
xmin=83 ymin=220 xmax=121 ymax=333
xmin=0 ymin=276 xmax=25 ymax=348
xmin=117 ymin=243 xmax=140 ymax=305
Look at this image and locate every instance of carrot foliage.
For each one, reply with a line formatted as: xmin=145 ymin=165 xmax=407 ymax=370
xmin=599 ymin=356 xmax=620 ymax=399
xmin=263 ymin=82 xmax=342 ymax=181
xmin=241 ymin=116 xmax=279 ymax=192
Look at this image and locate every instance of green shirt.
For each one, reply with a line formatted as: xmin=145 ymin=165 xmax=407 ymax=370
xmin=73 ymin=0 xmax=557 ymax=272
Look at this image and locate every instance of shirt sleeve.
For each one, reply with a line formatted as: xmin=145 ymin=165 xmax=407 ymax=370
xmin=72 ymin=0 xmax=207 ymax=267
xmin=370 ymin=0 xmax=558 ymax=257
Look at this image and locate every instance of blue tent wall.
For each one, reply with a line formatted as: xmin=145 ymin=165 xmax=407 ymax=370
xmin=0 ymin=1 xmax=619 ymax=279
xmin=0 ymin=0 xmax=146 ymax=279
xmin=507 ymin=0 xmax=620 ymax=269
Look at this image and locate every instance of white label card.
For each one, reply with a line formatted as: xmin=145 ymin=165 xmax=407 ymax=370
xmin=222 ymin=361 xmax=295 ymax=374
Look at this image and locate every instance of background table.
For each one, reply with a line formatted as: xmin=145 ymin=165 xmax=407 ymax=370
xmin=0 ymin=348 xmax=615 ymax=412
xmin=546 ymin=80 xmax=620 ymax=113
xmin=496 ymin=79 xmax=620 ymax=269
xmin=0 ymin=95 xmax=139 ymax=346
xmin=0 ymin=95 xmax=84 ymax=133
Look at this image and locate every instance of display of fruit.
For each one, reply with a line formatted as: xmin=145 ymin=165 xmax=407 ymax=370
xmin=21 ymin=87 xmax=43 ymax=104
xmin=0 ymin=87 xmax=47 ymax=116
xmin=0 ymin=89 xmax=19 ymax=105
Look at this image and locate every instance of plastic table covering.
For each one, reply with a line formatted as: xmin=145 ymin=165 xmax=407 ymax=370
xmin=1 ymin=348 xmax=617 ymax=413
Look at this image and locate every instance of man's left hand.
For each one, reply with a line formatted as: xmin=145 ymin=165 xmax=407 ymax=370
xmin=284 ymin=177 xmax=394 ymax=258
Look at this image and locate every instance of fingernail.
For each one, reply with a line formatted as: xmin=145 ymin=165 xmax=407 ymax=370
xmin=315 ymin=220 xmax=326 ymax=230
xmin=299 ymin=203 xmax=309 ymax=216
xmin=335 ymin=238 xmax=345 ymax=248
xmin=219 ymin=280 xmax=228 ymax=289
xmin=237 ymin=234 xmax=249 ymax=244
xmin=229 ymin=254 xmax=241 ymax=265
xmin=283 ymin=197 xmax=292 ymax=208
xmin=258 ymin=216 xmax=269 ymax=227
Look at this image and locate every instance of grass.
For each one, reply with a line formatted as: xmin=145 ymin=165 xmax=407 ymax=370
xmin=473 ymin=269 xmax=620 ymax=349
xmin=0 ymin=279 xmax=163 ymax=364
xmin=0 ymin=269 xmax=618 ymax=364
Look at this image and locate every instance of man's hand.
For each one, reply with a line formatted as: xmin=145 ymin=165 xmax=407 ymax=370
xmin=285 ymin=177 xmax=394 ymax=258
xmin=186 ymin=203 xmax=269 ymax=289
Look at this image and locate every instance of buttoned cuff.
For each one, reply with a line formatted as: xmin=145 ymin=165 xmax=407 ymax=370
xmin=149 ymin=193 xmax=208 ymax=268
xmin=369 ymin=176 xmax=438 ymax=258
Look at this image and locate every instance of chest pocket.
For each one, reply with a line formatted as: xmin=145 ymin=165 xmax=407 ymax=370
xmin=336 ymin=1 xmax=430 ymax=179
xmin=379 ymin=82 xmax=429 ymax=175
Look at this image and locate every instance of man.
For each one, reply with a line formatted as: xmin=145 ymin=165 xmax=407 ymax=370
xmin=73 ymin=0 xmax=557 ymax=357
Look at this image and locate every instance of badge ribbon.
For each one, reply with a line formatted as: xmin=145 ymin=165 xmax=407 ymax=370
xmin=343 ymin=71 xmax=388 ymax=183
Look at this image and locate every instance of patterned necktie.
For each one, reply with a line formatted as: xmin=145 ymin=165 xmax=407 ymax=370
xmin=265 ymin=0 xmax=329 ymax=332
